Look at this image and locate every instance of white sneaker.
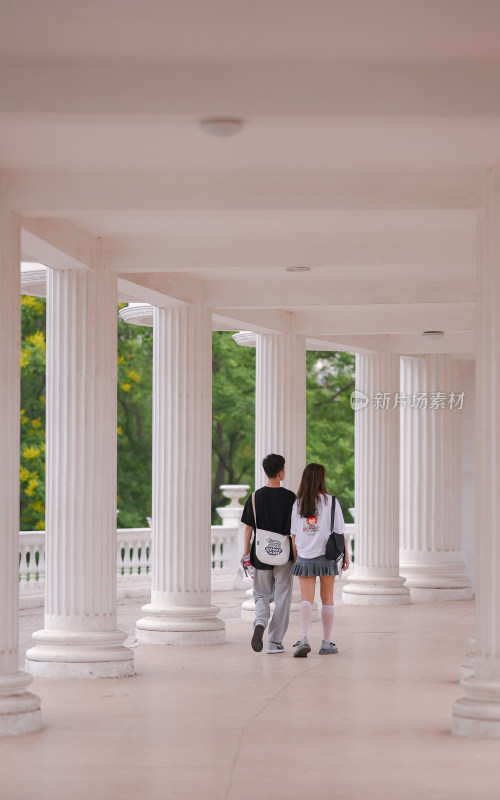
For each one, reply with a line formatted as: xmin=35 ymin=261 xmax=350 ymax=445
xmin=293 ymin=637 xmax=311 ymax=658
xmin=267 ymin=641 xmax=285 ymax=654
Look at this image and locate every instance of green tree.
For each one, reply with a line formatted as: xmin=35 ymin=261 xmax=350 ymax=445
xmin=116 ymin=311 xmax=153 ymax=528
xmin=306 ymin=351 xmax=355 ymax=521
xmin=20 ymin=295 xmax=46 ymax=530
xmin=212 ymin=332 xmax=255 ymax=520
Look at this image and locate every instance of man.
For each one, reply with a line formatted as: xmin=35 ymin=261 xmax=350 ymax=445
xmin=241 ymin=454 xmax=296 ymax=654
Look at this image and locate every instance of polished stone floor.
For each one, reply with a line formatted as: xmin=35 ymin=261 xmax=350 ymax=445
xmin=4 ymin=591 xmax=500 ymax=800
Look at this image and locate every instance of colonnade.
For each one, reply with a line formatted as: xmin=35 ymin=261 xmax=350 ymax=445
xmin=2 ymin=172 xmax=500 ymax=739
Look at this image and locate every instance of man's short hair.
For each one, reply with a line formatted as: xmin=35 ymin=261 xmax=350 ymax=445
xmin=262 ymin=453 xmax=285 ymax=478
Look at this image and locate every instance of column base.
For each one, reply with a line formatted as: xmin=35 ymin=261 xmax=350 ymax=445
xmin=461 ymin=639 xmax=476 ymax=681
xmin=136 ymin=603 xmax=226 ymax=646
xmin=400 ymin=560 xmax=473 ymax=602
xmin=342 ymin=575 xmax=411 ymax=605
xmin=0 ymin=672 xmax=42 ymax=737
xmin=25 ymin=629 xmax=135 ymax=679
xmin=409 ymin=586 xmax=473 ymax=602
xmin=452 ymin=676 xmax=500 ymax=739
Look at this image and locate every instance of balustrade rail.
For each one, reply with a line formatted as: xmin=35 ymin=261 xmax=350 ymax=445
xmin=19 ymin=493 xmax=356 ymax=608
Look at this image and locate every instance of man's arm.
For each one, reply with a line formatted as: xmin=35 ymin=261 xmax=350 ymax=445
xmin=242 ymin=525 xmax=253 ymax=561
xmin=291 ymin=534 xmax=297 ymax=562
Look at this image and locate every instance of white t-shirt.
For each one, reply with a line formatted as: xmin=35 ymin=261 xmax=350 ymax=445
xmin=290 ymin=494 xmax=345 ymax=559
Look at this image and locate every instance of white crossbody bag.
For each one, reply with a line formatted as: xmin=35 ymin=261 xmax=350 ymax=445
xmin=251 ymin=492 xmax=290 ymax=566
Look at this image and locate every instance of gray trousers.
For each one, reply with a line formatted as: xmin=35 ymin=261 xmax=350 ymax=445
xmin=253 ymin=561 xmax=294 ymax=644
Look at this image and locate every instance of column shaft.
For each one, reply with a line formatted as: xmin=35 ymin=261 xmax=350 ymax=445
xmin=343 ymin=353 xmax=410 ymax=604
xmin=0 ymin=206 xmax=41 ymax=734
xmin=453 ymin=171 xmax=500 ymax=737
xmin=25 ymin=256 xmax=134 ymax=678
xmin=252 ymin=331 xmax=309 ymax=621
xmin=136 ymin=303 xmax=225 ymax=645
xmin=255 ymin=332 xmax=306 ymax=492
xmin=400 ymin=356 xmax=472 ymax=600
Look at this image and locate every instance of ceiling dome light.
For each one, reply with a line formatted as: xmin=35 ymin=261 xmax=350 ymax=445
xmin=199 ymin=117 xmax=244 ymax=137
xmin=422 ymin=330 xmax=445 ymax=341
xmin=286 ymin=266 xmax=311 ymax=273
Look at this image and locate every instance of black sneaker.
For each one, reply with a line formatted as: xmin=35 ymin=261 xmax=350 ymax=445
xmin=251 ymin=624 xmax=265 ymax=652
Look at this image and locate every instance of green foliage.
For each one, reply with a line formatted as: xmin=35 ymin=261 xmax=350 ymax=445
xmin=306 ymin=351 xmax=355 ymax=521
xmin=116 ymin=309 xmax=153 ymax=528
xmin=212 ymin=332 xmax=255 ymax=521
xmin=19 ymin=305 xmax=354 ymax=530
xmin=20 ymin=296 xmax=46 ymax=530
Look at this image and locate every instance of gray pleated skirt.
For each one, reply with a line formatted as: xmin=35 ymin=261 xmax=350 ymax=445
xmin=291 ymin=554 xmax=339 ymax=577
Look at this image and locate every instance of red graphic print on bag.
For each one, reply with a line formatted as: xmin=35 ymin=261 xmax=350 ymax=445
xmin=303 ymin=516 xmax=319 ymax=536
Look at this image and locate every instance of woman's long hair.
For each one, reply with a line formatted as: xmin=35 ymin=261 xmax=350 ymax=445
xmin=296 ymin=463 xmax=328 ymax=518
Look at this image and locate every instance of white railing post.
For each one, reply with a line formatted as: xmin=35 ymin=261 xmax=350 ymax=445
xmin=18 ymin=533 xmax=45 ymax=610
xmin=211 ymin=485 xmax=249 ymax=591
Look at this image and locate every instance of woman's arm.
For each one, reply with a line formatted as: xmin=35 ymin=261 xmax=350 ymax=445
xmin=291 ymin=534 xmax=297 ymax=562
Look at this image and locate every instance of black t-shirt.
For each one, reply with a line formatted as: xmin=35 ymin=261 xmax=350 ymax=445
xmin=241 ymin=486 xmax=296 ymax=570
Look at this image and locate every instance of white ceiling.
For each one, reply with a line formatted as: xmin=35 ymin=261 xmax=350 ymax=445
xmin=3 ymin=0 xmax=496 ymax=354
xmin=1 ymin=0 xmax=500 ymax=62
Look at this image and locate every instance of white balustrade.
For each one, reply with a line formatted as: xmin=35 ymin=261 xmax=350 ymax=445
xmin=19 ymin=533 xmax=45 ymax=610
xmin=116 ymin=529 xmax=152 ymax=599
xmin=18 ymin=485 xmax=258 ymax=608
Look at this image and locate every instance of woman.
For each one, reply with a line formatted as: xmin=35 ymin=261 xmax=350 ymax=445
xmin=290 ymin=462 xmax=349 ymax=657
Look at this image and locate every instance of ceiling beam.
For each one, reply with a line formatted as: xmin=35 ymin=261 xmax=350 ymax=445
xmin=1 ymin=61 xmax=500 ymax=117
xmin=8 ymin=170 xmax=482 ymax=213
xmin=21 ymin=217 xmax=93 ymax=270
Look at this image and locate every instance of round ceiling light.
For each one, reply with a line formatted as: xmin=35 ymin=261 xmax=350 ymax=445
xmin=199 ymin=117 xmax=244 ymax=137
xmin=422 ymin=330 xmax=445 ymax=341
xmin=286 ymin=266 xmax=311 ymax=273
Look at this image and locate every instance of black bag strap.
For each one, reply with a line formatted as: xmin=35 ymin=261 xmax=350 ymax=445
xmin=251 ymin=491 xmax=257 ymax=530
xmin=330 ymin=495 xmax=336 ymax=533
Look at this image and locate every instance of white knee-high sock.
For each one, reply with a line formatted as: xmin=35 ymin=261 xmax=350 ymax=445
xmin=321 ymin=604 xmax=335 ymax=642
xmin=299 ymin=601 xmax=312 ymax=639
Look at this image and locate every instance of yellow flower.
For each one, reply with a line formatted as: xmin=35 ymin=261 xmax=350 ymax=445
xmin=23 ymin=445 xmax=40 ymax=460
xmin=20 ymin=467 xmax=30 ymax=481
xmin=118 ymin=355 xmax=126 ymax=365
xmin=25 ymin=476 xmax=39 ymax=497
xmin=21 ymin=295 xmax=37 ymax=308
xmin=117 ymin=426 xmax=123 ymax=436
xmin=31 ymin=418 xmax=42 ymax=429
xmin=27 ymin=330 xmax=45 ymax=348
xmin=121 ymin=383 xmax=131 ymax=393
xmin=40 ymin=395 xmax=46 ymax=406
xmin=29 ymin=500 xmax=44 ymax=513
xmin=20 ymin=350 xmax=31 ymax=368
xmin=35 ymin=520 xmax=45 ymax=530
xmin=127 ymin=369 xmax=142 ymax=383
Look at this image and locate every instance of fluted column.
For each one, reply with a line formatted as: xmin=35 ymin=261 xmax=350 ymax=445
xmin=400 ymin=356 xmax=472 ymax=600
xmin=255 ymin=331 xmax=306 ymax=492
xmin=453 ymin=170 xmax=500 ymax=737
xmin=343 ymin=353 xmax=410 ymax=605
xmin=0 ymin=206 xmax=41 ymax=734
xmin=136 ymin=303 xmax=225 ymax=645
xmin=25 ymin=255 xmax=134 ymax=678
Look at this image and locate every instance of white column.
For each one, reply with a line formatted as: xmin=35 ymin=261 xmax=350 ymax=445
xmin=343 ymin=353 xmax=410 ymax=605
xmin=453 ymin=170 xmax=500 ymax=737
xmin=0 ymin=206 xmax=41 ymax=734
xmin=136 ymin=303 xmax=225 ymax=645
xmin=254 ymin=331 xmax=310 ymax=620
xmin=25 ymin=255 xmax=134 ymax=678
xmin=255 ymin=331 xmax=306 ymax=491
xmin=400 ymin=356 xmax=472 ymax=600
